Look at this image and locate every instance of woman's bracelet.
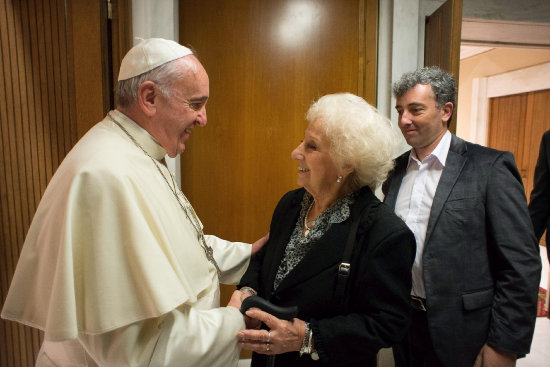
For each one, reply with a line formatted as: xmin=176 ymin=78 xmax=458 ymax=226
xmin=300 ymin=322 xmax=312 ymax=356
xmin=300 ymin=322 xmax=319 ymax=360
xmin=240 ymin=286 xmax=257 ymax=296
xmin=309 ymin=328 xmax=319 ymax=360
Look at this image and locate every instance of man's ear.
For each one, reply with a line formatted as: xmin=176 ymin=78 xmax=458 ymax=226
xmin=441 ymin=102 xmax=453 ymax=124
xmin=137 ymin=81 xmax=158 ymax=117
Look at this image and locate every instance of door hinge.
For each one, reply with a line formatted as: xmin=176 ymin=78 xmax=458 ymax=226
xmin=107 ymin=0 xmax=112 ymax=20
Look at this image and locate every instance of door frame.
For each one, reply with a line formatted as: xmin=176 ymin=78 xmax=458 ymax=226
xmin=424 ymin=0 xmax=463 ymax=134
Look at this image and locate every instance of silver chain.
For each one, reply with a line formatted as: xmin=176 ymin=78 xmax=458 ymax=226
xmin=303 ymin=200 xmax=314 ymax=236
xmin=109 ymin=113 xmax=222 ymax=278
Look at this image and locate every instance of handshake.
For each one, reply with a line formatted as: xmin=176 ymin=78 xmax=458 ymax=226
xmin=227 ymin=288 xmax=312 ymax=357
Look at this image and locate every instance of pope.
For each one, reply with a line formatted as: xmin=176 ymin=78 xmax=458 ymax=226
xmin=1 ymin=38 xmax=267 ymax=367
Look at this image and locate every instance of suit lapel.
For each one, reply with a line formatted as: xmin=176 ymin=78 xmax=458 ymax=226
xmin=424 ymin=135 xmax=468 ymax=245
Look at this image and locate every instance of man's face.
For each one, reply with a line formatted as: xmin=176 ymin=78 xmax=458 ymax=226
xmin=156 ymin=56 xmax=209 ymax=157
xmin=395 ymin=84 xmax=451 ymax=158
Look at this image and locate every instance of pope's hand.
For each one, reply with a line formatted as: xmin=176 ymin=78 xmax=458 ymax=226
xmin=239 ymin=290 xmax=262 ymax=329
xmin=252 ymin=233 xmax=269 ymax=256
xmin=227 ymin=290 xmax=243 ymax=310
xmin=227 ymin=290 xmax=261 ymax=329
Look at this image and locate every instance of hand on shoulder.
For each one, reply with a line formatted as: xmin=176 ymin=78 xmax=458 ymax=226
xmin=252 ymin=233 xmax=269 ymax=255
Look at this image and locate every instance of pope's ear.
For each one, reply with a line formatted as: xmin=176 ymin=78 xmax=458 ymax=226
xmin=137 ymin=81 xmax=158 ymax=117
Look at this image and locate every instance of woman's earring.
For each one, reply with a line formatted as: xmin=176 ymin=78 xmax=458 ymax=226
xmin=336 ymin=176 xmax=343 ymax=183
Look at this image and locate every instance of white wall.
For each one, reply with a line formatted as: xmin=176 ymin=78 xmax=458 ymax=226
xmin=378 ymin=0 xmax=423 ymax=158
xmin=131 ymin=0 xmax=181 ymax=188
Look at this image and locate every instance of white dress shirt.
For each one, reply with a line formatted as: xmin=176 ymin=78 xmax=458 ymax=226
xmin=395 ymin=130 xmax=451 ymax=298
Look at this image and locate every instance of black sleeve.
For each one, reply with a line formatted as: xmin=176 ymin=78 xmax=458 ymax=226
xmin=486 ymin=151 xmax=542 ymax=355
xmin=529 ymin=131 xmax=550 ymax=241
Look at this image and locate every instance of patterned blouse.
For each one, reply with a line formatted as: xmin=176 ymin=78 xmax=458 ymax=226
xmin=273 ymin=191 xmax=356 ymax=290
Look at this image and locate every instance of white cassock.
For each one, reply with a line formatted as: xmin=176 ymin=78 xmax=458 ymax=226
xmin=1 ymin=110 xmax=251 ymax=366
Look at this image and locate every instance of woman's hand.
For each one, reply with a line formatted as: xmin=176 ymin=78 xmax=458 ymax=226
xmin=238 ymin=308 xmax=306 ymax=355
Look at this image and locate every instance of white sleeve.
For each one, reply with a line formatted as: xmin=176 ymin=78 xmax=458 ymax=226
xmin=205 ymin=235 xmax=251 ymax=285
xmin=79 ymin=305 xmax=245 ymax=367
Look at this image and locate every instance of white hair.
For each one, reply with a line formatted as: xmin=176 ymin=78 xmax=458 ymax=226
xmin=306 ymin=93 xmax=399 ymax=191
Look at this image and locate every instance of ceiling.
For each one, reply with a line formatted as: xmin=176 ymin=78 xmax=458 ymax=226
xmin=422 ymin=0 xmax=550 ymax=60
xmin=423 ymin=0 xmax=550 ymax=23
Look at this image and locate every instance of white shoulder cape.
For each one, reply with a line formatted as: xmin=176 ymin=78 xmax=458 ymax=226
xmin=2 ymin=110 xmax=250 ymax=342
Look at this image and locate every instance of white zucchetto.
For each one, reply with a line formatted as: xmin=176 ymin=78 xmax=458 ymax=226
xmin=117 ymin=38 xmax=193 ymax=81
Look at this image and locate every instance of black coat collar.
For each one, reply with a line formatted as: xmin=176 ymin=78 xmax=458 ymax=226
xmin=267 ymin=187 xmax=378 ymax=296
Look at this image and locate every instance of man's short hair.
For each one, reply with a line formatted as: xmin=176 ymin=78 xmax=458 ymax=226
xmin=392 ymin=66 xmax=456 ymax=112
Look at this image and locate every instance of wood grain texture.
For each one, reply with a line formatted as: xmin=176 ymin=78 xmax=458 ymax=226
xmin=488 ymin=89 xmax=550 ymax=246
xmin=71 ymin=0 xmax=108 ymax=137
xmin=424 ymin=0 xmax=462 ymax=134
xmin=179 ymin=1 xmax=377 ymax=357
xmin=110 ymin=0 xmax=133 ymax=93
xmin=0 ymin=0 xmax=78 ymax=364
xmin=0 ymin=0 xmax=117 ymax=364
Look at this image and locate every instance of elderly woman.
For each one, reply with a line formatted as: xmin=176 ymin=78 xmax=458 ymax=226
xmin=237 ymin=93 xmax=416 ymax=366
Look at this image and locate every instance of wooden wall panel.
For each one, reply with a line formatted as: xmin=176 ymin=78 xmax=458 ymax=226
xmin=0 ymin=0 xmax=78 ymax=364
xmin=179 ymin=4 xmax=377 ymax=357
xmin=525 ymin=90 xmax=550 ymax=198
xmin=70 ymin=0 xmax=110 ymax=137
xmin=488 ymin=89 xmax=550 ymax=246
xmin=110 ymin=0 xmax=133 ymax=95
xmin=424 ymin=0 xmax=462 ymax=133
xmin=487 ymin=93 xmax=528 ymax=169
xmin=180 ymin=0 xmax=377 ymax=251
xmin=0 ymin=0 xmax=76 ymax=365
xmin=180 ymin=0 xmax=377 ymax=241
xmin=1 ymin=0 xmax=129 ymax=364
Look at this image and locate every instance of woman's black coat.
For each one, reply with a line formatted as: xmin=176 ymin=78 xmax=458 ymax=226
xmin=239 ymin=186 xmax=416 ymax=366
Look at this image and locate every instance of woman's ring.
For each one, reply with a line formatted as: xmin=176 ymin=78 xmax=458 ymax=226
xmin=266 ymin=330 xmax=271 ymax=344
xmin=266 ymin=343 xmax=270 ymax=351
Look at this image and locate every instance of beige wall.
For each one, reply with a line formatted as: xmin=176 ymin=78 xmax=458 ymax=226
xmin=457 ymin=47 xmax=550 ymax=141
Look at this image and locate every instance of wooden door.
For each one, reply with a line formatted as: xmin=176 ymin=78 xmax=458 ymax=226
xmin=488 ymin=89 xmax=550 ymax=245
xmin=424 ymin=0 xmax=462 ymax=133
xmin=179 ymin=0 xmax=378 ymax=334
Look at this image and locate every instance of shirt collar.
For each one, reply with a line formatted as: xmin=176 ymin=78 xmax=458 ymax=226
xmin=109 ymin=109 xmax=167 ymax=161
xmin=408 ymin=130 xmax=452 ymax=167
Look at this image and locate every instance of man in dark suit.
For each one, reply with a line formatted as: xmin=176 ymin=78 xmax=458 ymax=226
xmin=529 ymin=129 xmax=550 ymax=263
xmin=383 ymin=66 xmax=541 ymax=367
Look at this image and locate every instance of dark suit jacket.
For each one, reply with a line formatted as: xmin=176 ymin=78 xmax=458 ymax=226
xmin=383 ymin=134 xmax=541 ymax=367
xmin=529 ymin=129 xmax=550 ymax=261
xmin=240 ymin=186 xmax=416 ymax=367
